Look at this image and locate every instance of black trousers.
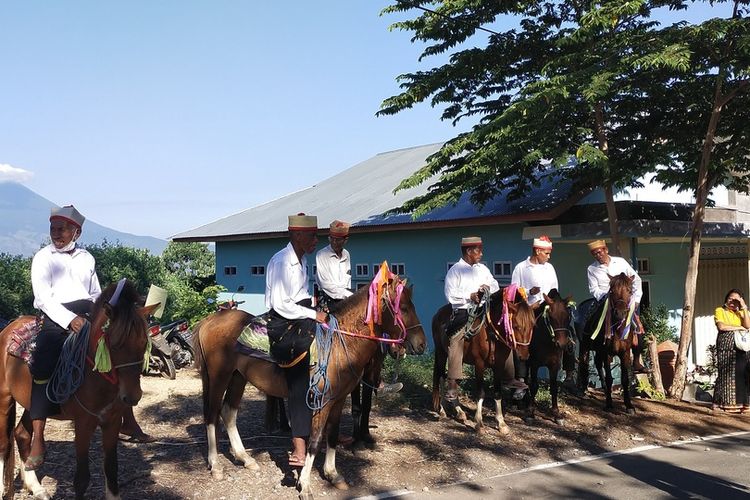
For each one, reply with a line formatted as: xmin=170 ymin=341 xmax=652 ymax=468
xmin=446 ymin=309 xmax=469 ymax=337
xmin=30 ymin=300 xmax=93 ymax=419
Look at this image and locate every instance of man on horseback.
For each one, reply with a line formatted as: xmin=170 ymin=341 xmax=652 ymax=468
xmin=443 ymin=236 xmax=502 ymax=402
xmin=511 ymin=236 xmax=578 ymax=395
xmin=586 ymin=239 xmax=649 ymax=373
xmin=28 ymin=205 xmax=101 ymax=470
xmin=266 ymin=213 xmax=327 ymax=467
xmin=315 ymin=219 xmax=353 ymax=309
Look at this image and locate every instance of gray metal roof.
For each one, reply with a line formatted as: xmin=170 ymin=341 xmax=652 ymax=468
xmin=172 ymin=143 xmax=581 ymax=242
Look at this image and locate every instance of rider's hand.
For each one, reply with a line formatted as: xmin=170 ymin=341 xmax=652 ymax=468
xmin=529 ymin=286 xmax=541 ymax=295
xmin=470 ymin=292 xmax=480 ymax=303
xmin=69 ymin=315 xmax=86 ymax=333
xmin=315 ymin=311 xmax=327 ymax=323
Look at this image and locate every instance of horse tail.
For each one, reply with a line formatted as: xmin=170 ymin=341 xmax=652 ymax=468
xmin=2 ymin=400 xmax=15 ymax=497
xmin=191 ymin=319 xmax=206 ymax=373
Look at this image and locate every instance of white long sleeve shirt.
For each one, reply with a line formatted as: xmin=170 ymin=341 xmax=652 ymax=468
xmin=31 ymin=244 xmax=101 ymax=329
xmin=315 ymin=245 xmax=353 ymax=300
xmin=587 ymin=255 xmax=643 ymax=303
xmin=265 ymin=243 xmax=316 ymax=320
xmin=511 ymin=258 xmax=559 ymax=305
xmin=444 ymin=258 xmax=500 ymax=310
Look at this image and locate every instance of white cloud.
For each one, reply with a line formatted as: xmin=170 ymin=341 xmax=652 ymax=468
xmin=0 ymin=163 xmax=33 ymax=182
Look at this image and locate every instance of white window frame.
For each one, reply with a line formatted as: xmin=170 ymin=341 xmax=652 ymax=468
xmin=493 ymin=261 xmax=512 ymax=281
xmin=390 ymin=263 xmax=406 ymax=276
xmin=637 ymin=258 xmax=651 ymax=275
xmin=355 ymin=263 xmax=369 ymax=277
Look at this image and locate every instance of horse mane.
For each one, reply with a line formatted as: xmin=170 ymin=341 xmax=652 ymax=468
xmin=329 ymin=285 xmax=369 ymax=315
xmin=93 ymin=280 xmax=144 ymax=349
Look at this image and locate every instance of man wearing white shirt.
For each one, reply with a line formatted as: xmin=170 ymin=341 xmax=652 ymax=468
xmin=586 ymin=239 xmax=649 ymax=372
xmin=315 ymin=219 xmax=353 ymax=308
xmin=511 ymin=235 xmax=558 ymax=305
xmin=265 ymin=213 xmax=327 ymax=468
xmin=443 ymin=236 xmax=500 ymax=401
xmin=28 ymin=205 xmax=101 ymax=470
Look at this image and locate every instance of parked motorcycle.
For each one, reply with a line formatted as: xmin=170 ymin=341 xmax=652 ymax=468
xmin=146 ymin=319 xmax=177 ymax=380
xmin=160 ymin=319 xmax=195 ymax=368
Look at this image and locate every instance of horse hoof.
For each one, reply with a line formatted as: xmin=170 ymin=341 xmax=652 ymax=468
xmin=523 ymin=416 xmax=535 ymax=424
xmin=243 ymin=458 xmax=260 ymax=471
xmin=331 ymin=475 xmax=349 ymax=490
xmin=210 ymin=466 xmax=224 ymax=481
xmin=299 ymin=491 xmax=314 ymax=500
xmin=554 ymin=417 xmax=565 ymax=425
xmin=474 ymin=422 xmax=484 ymax=433
xmin=498 ymin=424 xmax=511 ymax=435
xmin=33 ymin=491 xmax=51 ymax=500
xmin=626 ymin=408 xmax=636 ymax=415
xmin=439 ymin=407 xmax=447 ymax=419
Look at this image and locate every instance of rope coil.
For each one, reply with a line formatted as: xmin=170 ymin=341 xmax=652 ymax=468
xmin=47 ymin=321 xmax=90 ymax=404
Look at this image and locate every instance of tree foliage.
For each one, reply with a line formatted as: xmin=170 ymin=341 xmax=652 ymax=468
xmin=0 ymin=253 xmax=33 ymax=319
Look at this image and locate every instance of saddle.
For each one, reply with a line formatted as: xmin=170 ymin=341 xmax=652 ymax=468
xmin=7 ymin=317 xmax=42 ymax=364
xmin=235 ymin=312 xmax=320 ymax=368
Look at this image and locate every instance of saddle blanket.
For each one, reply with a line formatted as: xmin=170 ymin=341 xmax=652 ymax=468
xmin=7 ymin=318 xmax=41 ymax=364
xmin=235 ymin=313 xmax=318 ymax=367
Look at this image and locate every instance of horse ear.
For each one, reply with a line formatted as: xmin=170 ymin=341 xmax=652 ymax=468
xmin=564 ymin=295 xmax=573 ymax=304
xmin=607 ymin=273 xmax=615 ymax=281
xmin=543 ymin=293 xmax=553 ymax=305
xmin=627 ymin=274 xmax=635 ymax=284
xmin=140 ymin=303 xmax=160 ymax=318
xmin=103 ymin=303 xmax=113 ymax=318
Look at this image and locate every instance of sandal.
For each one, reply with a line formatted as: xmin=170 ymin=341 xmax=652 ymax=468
xmin=24 ymin=452 xmax=45 ymax=471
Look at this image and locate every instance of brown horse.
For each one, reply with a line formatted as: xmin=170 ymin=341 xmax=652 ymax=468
xmin=431 ymin=287 xmax=536 ymax=434
xmin=194 ymin=274 xmax=426 ymax=499
xmin=0 ymin=280 xmax=155 ymax=500
xmin=577 ymin=273 xmax=637 ymax=413
xmin=523 ymin=290 xmax=574 ymax=424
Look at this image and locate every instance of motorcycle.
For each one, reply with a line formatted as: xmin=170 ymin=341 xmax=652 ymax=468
xmin=160 ymin=319 xmax=195 ymax=368
xmin=146 ymin=319 xmax=177 ymax=380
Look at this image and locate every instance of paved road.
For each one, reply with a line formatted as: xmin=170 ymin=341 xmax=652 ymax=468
xmin=366 ymin=431 xmax=750 ymax=500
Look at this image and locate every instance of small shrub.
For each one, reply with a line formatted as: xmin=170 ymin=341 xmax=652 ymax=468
xmin=641 ymin=303 xmax=678 ymax=344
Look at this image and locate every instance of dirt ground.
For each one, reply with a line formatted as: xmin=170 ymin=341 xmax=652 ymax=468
xmin=20 ymin=368 xmax=750 ymax=500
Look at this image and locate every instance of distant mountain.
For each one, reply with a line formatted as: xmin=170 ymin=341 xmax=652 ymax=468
xmin=0 ymin=182 xmax=168 ymax=256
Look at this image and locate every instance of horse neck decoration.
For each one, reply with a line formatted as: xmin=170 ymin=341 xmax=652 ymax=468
xmin=0 ymin=279 xmax=154 ymax=500
xmin=539 ymin=290 xmax=574 ymax=349
xmin=590 ymin=273 xmax=635 ymax=341
xmin=487 ymin=285 xmax=535 ymax=359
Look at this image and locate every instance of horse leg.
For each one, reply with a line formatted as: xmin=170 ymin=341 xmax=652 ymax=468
xmin=577 ymin=348 xmax=590 ymax=393
xmin=15 ymin=411 xmax=47 ymax=499
xmin=549 ymin=361 xmax=563 ymax=424
xmin=73 ymin=417 xmax=97 ymax=500
xmin=473 ymin=364 xmax=485 ymax=432
xmin=598 ymin=352 xmax=614 ymax=411
xmin=350 ymin=383 xmax=363 ymax=444
xmin=524 ymin=360 xmax=538 ymax=423
xmin=203 ymin=366 xmax=235 ymax=480
xmin=101 ymin=417 xmax=122 ymax=500
xmin=298 ymin=405 xmax=331 ymax=500
xmin=221 ymin=371 xmax=258 ymax=470
xmin=621 ymin=351 xmax=635 ymax=414
xmin=322 ymin=399 xmax=348 ymax=490
xmin=360 ymin=382 xmax=376 ymax=447
xmin=0 ymin=394 xmax=16 ymax=500
xmin=491 ymin=363 xmax=510 ymax=435
xmin=432 ymin=345 xmax=447 ymax=417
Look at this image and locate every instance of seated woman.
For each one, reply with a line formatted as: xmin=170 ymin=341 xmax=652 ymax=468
xmin=713 ymin=289 xmax=750 ymax=413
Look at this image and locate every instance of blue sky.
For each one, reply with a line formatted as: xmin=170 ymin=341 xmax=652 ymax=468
xmin=0 ymin=1 xmax=725 ymax=240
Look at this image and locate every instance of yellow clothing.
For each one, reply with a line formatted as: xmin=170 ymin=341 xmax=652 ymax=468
xmin=714 ymin=306 xmax=743 ymax=328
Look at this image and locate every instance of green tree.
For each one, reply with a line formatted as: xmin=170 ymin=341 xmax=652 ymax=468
xmin=85 ymin=240 xmax=166 ymax=296
xmin=381 ymin=1 xmax=750 ymax=399
xmin=0 ymin=253 xmax=34 ymax=318
xmin=161 ymin=241 xmax=215 ymax=290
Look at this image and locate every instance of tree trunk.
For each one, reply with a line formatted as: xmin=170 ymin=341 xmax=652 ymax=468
xmin=647 ymin=336 xmax=665 ymax=396
xmin=595 ymin=102 xmax=622 ymax=256
xmin=668 ymin=82 xmax=725 ymax=400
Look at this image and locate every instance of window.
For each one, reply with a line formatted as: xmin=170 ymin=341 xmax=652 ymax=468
xmin=637 ymin=258 xmax=651 ymax=275
xmin=312 ymin=264 xmax=317 ymax=276
xmin=373 ymin=264 xmax=381 ymax=276
xmin=355 ymin=264 xmax=369 ymax=277
xmin=390 ymin=263 xmax=405 ymax=275
xmin=493 ymin=261 xmax=512 ymax=280
xmin=223 ymin=266 xmax=237 ymax=276
xmin=250 ymin=265 xmax=265 ymax=276
xmin=446 ymin=261 xmax=456 ymax=272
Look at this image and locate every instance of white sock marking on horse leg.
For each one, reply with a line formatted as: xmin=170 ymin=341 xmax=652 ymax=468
xmin=22 ymin=469 xmax=47 ymax=499
xmin=324 ymin=446 xmax=337 ymax=479
xmin=495 ymin=398 xmax=510 ymax=434
xmin=298 ymin=452 xmax=315 ymax=494
xmin=222 ymin=404 xmax=252 ymax=465
xmin=0 ymin=459 xmax=4 ymax=498
xmin=475 ymin=397 xmax=484 ymax=430
xmin=207 ymin=423 xmax=218 ymax=469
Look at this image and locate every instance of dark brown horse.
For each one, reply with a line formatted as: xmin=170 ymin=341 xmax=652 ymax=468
xmin=0 ymin=280 xmax=155 ymax=500
xmin=194 ymin=273 xmax=426 ymax=499
xmin=523 ymin=290 xmax=574 ymax=424
xmin=577 ymin=273 xmax=637 ymax=413
xmin=431 ymin=287 xmax=536 ymax=434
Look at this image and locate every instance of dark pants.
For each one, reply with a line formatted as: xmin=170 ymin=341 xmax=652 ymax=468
xmin=446 ymin=309 xmax=468 ymax=337
xmin=30 ymin=300 xmax=93 ymax=419
xmin=267 ymin=300 xmax=316 ymax=438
